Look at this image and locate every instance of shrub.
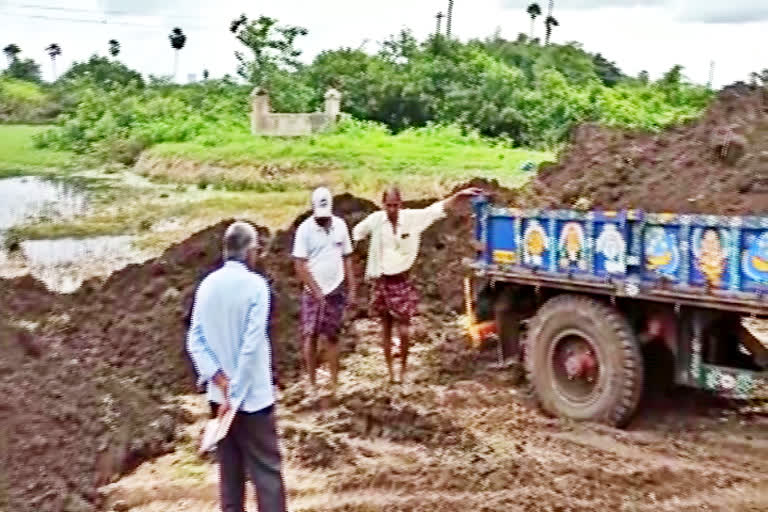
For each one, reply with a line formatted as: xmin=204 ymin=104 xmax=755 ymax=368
xmin=0 ymin=77 xmax=60 ymax=123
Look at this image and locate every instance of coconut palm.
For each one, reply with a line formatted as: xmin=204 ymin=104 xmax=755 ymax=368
xmin=108 ymin=39 xmax=120 ymax=58
xmin=45 ymin=43 xmax=62 ymax=79
xmin=168 ymin=27 xmax=187 ymax=79
xmin=230 ymin=14 xmax=247 ymax=34
xmin=3 ymin=43 xmax=21 ymax=65
xmin=527 ymin=3 xmax=542 ymax=39
xmin=544 ymin=15 xmax=559 ymax=45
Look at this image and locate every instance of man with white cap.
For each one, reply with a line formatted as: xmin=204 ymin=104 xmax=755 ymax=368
xmin=292 ymin=187 xmax=356 ymax=390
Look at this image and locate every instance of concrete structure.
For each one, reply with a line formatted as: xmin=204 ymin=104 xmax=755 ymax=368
xmin=250 ymin=88 xmax=342 ymax=136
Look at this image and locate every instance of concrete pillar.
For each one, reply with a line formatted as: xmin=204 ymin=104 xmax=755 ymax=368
xmin=250 ymin=87 xmax=271 ymax=134
xmin=324 ymin=88 xmax=342 ymax=122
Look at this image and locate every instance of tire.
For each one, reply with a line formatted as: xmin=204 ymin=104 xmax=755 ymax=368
xmin=524 ymin=294 xmax=644 ymax=428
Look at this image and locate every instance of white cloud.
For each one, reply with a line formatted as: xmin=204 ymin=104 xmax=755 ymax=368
xmin=1 ymin=0 xmax=767 ymax=87
xmin=673 ymin=1 xmax=768 ymax=24
xmin=503 ymin=1 xmax=663 ymax=8
xmin=502 ymin=0 xmax=768 ymax=23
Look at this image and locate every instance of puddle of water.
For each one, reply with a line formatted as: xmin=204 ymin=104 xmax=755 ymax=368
xmin=0 ymin=176 xmax=158 ymax=293
xmin=0 ymin=236 xmax=141 ymax=293
xmin=0 ymin=176 xmax=88 ymax=229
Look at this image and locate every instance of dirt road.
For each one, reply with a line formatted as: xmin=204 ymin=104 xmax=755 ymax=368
xmin=102 ymin=317 xmax=768 ymax=512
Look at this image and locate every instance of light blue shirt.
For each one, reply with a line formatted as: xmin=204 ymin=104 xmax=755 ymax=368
xmin=186 ymin=260 xmax=274 ymax=413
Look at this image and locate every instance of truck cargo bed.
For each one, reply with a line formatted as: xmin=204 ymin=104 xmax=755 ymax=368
xmin=470 ymin=198 xmax=768 ymax=316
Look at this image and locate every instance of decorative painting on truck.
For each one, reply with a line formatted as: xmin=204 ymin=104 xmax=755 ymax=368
xmin=741 ymin=230 xmax=768 ymax=291
xmin=522 ymin=219 xmax=550 ymax=268
xmin=690 ymin=227 xmax=730 ymax=289
xmin=594 ymin=223 xmax=627 ymax=275
xmin=557 ymin=221 xmax=588 ymax=271
xmin=644 ymin=225 xmax=681 ymax=281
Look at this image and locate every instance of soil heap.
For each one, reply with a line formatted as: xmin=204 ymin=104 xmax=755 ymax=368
xmin=530 ymin=84 xmax=768 ymax=215
xmin=1 ymin=184 xmax=504 ymax=511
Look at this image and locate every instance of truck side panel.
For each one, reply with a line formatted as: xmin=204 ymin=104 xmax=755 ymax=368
xmin=471 ymin=198 xmax=768 ymax=315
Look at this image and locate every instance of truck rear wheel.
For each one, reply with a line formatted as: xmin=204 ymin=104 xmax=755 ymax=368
xmin=524 ymin=295 xmax=643 ymax=427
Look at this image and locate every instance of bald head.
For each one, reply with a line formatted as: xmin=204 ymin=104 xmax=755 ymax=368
xmin=382 ymin=185 xmax=403 ymax=222
xmin=223 ymin=221 xmax=259 ymax=262
xmin=382 ymin=186 xmax=401 ymax=203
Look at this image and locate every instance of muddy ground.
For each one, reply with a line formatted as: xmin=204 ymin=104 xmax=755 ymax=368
xmin=5 ymin=83 xmax=768 ymax=511
xmin=531 ymin=84 xmax=768 ymax=214
xmin=5 ymin=182 xmax=768 ymax=512
xmin=0 ymin=186 xmax=487 ymax=511
xmin=102 ymin=316 xmax=768 ymax=512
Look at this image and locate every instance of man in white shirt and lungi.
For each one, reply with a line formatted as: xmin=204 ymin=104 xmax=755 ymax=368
xmin=292 ymin=187 xmax=357 ymax=390
xmin=353 ymin=186 xmax=482 ymax=384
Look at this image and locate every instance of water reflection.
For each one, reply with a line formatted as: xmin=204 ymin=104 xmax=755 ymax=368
xmin=2 ymin=236 xmax=138 ymax=293
xmin=0 ymin=176 xmax=140 ymax=293
xmin=0 ymin=176 xmax=87 ymax=229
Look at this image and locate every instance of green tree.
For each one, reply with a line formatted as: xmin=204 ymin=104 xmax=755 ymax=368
xmin=544 ymin=16 xmax=559 ymax=45
xmin=168 ymin=27 xmax=187 ymax=79
xmin=108 ymin=39 xmax=121 ymax=58
xmin=591 ymin=53 xmax=624 ymax=87
xmin=3 ymin=44 xmax=20 ymax=66
xmin=4 ymin=58 xmax=42 ymax=83
xmin=380 ymin=29 xmax=419 ymax=63
xmin=58 ymin=55 xmax=144 ymax=88
xmin=527 ymin=3 xmax=542 ymax=39
xmin=230 ymin=14 xmax=308 ymax=86
xmin=638 ymin=70 xmax=649 ymax=85
xmin=45 ymin=43 xmax=62 ymax=80
xmin=750 ymin=69 xmax=768 ymax=87
xmin=202 ymin=69 xmax=210 ymax=80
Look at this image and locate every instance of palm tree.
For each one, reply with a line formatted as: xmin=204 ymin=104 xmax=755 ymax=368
xmin=229 ymin=14 xmax=247 ymax=34
xmin=108 ymin=39 xmax=121 ymax=58
xmin=527 ymin=3 xmax=542 ymax=39
xmin=544 ymin=15 xmax=559 ymax=45
xmin=168 ymin=27 xmax=187 ymax=79
xmin=3 ymin=43 xmax=21 ymax=66
xmin=45 ymin=43 xmax=62 ymax=79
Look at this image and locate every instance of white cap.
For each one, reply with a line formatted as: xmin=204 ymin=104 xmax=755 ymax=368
xmin=312 ymin=187 xmax=333 ymax=218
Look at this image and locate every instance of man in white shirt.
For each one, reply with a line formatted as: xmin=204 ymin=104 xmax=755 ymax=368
xmin=187 ymin=221 xmax=287 ymax=512
xmin=353 ymin=186 xmax=482 ymax=383
xmin=292 ymin=187 xmax=357 ymax=390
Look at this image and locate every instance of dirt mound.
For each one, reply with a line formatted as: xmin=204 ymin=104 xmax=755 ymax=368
xmin=2 ymin=183 xmax=498 ymax=510
xmin=531 ymin=84 xmax=768 ymax=214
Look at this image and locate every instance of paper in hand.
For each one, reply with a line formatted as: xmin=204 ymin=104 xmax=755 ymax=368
xmin=199 ymin=404 xmax=237 ymax=454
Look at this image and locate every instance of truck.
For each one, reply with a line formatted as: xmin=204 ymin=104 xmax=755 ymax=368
xmin=464 ymin=196 xmax=768 ymax=427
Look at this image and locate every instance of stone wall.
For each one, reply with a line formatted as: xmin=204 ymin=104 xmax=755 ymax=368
xmin=250 ymin=88 xmax=341 ymax=136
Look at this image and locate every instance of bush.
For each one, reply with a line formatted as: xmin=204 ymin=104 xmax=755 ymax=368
xmin=0 ymin=77 xmax=60 ymax=123
xmin=36 ymin=30 xmax=715 ymax=156
xmin=35 ymin=80 xmax=249 ymax=157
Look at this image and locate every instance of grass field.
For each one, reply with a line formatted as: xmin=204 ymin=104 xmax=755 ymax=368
xmin=0 ymin=125 xmax=75 ymax=175
xmin=145 ymin=123 xmax=552 ymax=194
xmin=2 ymin=122 xmax=549 ymax=252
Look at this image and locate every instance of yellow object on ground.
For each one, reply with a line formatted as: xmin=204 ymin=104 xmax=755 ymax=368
xmin=463 ymin=276 xmax=497 ymax=348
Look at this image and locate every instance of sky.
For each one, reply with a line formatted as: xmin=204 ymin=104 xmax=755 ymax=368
xmin=1 ymin=0 xmax=766 ymax=88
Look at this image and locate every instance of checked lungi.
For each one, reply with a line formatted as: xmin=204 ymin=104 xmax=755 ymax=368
xmin=300 ymin=285 xmax=346 ymax=339
xmin=370 ymin=271 xmax=419 ymax=322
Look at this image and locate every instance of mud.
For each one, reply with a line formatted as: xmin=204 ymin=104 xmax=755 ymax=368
xmin=530 ymin=84 xmax=768 ymax=214
xmin=101 ymin=315 xmax=768 ymax=512
xmin=1 ymin=184 xmax=497 ymax=511
xmin=8 ymin=81 xmax=768 ymax=510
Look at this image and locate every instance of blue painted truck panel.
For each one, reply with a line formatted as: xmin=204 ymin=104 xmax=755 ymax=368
xmin=471 ymin=197 xmax=768 ymax=312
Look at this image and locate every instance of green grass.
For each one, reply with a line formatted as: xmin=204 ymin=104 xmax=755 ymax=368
xmin=0 ymin=125 xmax=75 ymax=175
xmin=147 ymin=124 xmax=552 ymax=193
xmin=5 ymin=122 xmax=551 ymax=250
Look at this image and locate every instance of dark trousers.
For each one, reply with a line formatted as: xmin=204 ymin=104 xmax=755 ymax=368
xmin=210 ymin=403 xmax=287 ymax=512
